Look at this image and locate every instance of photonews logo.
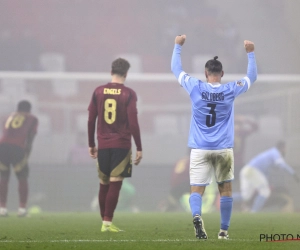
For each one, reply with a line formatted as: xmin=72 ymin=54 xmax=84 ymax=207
xmin=260 ymin=234 xmax=300 ymax=242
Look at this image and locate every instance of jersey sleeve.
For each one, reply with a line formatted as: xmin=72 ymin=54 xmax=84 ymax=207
xmin=127 ymin=90 xmax=142 ymax=151
xmin=31 ymin=116 xmax=38 ymax=134
xmin=87 ymin=91 xmax=98 ymax=147
xmin=171 ymin=44 xmax=201 ymax=94
xmin=274 ymin=155 xmax=295 ymax=175
xmin=230 ymin=51 xmax=257 ymax=97
xmin=230 ymin=77 xmax=251 ymax=97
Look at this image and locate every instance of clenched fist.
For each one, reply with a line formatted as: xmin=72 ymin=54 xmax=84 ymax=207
xmin=244 ymin=40 xmax=254 ymax=53
xmin=175 ymin=35 xmax=186 ymax=46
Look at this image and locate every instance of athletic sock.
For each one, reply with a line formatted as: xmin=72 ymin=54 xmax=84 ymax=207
xmin=220 ymin=196 xmax=233 ymax=230
xmin=103 ymin=221 xmax=112 ymax=226
xmin=18 ymin=178 xmax=28 ymax=208
xmin=0 ymin=177 xmax=9 ymax=207
xmin=251 ymin=194 xmax=267 ymax=212
xmin=99 ymin=183 xmax=110 ymax=220
xmin=189 ymin=192 xmax=202 ymax=217
xmin=103 ymin=181 xmax=123 ymax=222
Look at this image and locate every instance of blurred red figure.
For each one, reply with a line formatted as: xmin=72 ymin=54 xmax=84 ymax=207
xmin=0 ymin=100 xmax=38 ymax=217
xmin=234 ymin=115 xmax=258 ymax=174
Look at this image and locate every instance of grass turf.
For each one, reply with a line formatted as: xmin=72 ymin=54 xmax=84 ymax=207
xmin=0 ymin=212 xmax=300 ymax=249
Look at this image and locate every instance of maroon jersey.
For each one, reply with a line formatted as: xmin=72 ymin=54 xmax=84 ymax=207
xmin=88 ymin=82 xmax=142 ymax=150
xmin=0 ymin=112 xmax=38 ymax=148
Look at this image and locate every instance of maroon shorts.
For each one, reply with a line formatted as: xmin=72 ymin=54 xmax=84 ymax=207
xmin=0 ymin=143 xmax=28 ymax=177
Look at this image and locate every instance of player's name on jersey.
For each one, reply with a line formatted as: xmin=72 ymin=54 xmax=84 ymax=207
xmin=201 ymin=91 xmax=225 ymax=101
xmin=104 ymin=88 xmax=121 ymax=95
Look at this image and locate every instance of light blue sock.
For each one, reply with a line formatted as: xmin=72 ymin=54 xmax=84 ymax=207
xmin=251 ymin=194 xmax=267 ymax=212
xmin=220 ymin=196 xmax=233 ymax=230
xmin=189 ymin=192 xmax=202 ymax=217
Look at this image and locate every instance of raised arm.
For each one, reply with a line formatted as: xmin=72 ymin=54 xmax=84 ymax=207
xmin=171 ymin=35 xmax=186 ymax=78
xmin=244 ymin=40 xmax=257 ymax=84
xmin=171 ymin=35 xmax=200 ymax=94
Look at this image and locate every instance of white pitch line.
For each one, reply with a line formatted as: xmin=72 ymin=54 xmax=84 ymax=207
xmin=0 ymin=239 xmax=258 ymax=243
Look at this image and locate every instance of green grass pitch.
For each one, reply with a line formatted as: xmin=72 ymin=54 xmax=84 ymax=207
xmin=0 ymin=212 xmax=300 ymax=249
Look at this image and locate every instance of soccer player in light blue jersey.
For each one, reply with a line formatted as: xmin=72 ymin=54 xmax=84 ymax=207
xmin=171 ymin=35 xmax=257 ymax=240
xmin=233 ymin=141 xmax=299 ymax=213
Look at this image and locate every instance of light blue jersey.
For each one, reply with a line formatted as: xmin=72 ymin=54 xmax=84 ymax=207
xmin=171 ymin=44 xmax=257 ymax=149
xmin=249 ymin=147 xmax=295 ymax=177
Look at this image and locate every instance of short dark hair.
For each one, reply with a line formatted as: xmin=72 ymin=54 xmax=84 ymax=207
xmin=17 ymin=100 xmax=31 ymax=112
xmin=205 ymin=56 xmax=223 ymax=74
xmin=111 ymin=58 xmax=130 ymax=76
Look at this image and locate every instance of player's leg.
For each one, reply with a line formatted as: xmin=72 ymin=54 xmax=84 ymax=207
xmin=217 ymin=182 xmax=232 ymax=239
xmin=231 ymin=170 xmax=243 ymax=203
xmin=12 ymin=147 xmax=29 ymax=217
xmin=239 ymin=166 xmax=256 ymax=211
xmin=97 ymin=149 xmax=111 ymax=221
xmin=100 ymin=148 xmax=131 ymax=232
xmin=189 ymin=149 xmax=212 ymax=239
xmin=0 ymin=144 xmax=11 ymax=216
xmin=0 ymin=168 xmax=10 ymax=216
xmin=214 ymin=148 xmax=234 ymax=240
xmin=101 ymin=176 xmax=124 ymax=232
xmin=15 ymin=164 xmax=29 ymax=217
xmin=250 ymin=169 xmax=270 ymax=212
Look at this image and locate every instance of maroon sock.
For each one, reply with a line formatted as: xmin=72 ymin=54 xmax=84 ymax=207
xmin=99 ymin=183 xmax=109 ymax=220
xmin=104 ymin=181 xmax=123 ymax=222
xmin=0 ymin=177 xmax=9 ymax=207
xmin=18 ymin=178 xmax=28 ymax=208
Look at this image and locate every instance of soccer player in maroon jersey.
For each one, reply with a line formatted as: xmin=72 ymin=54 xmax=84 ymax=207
xmin=0 ymin=100 xmax=38 ymax=217
xmin=88 ymin=58 xmax=142 ymax=232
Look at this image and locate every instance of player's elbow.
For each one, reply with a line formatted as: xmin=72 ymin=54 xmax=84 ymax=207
xmin=250 ymin=75 xmax=257 ymax=84
xmin=171 ymin=65 xmax=181 ymax=79
xmin=248 ymin=72 xmax=257 ymax=84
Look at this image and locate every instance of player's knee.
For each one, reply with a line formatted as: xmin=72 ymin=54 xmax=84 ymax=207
xmin=110 ymin=176 xmax=124 ymax=182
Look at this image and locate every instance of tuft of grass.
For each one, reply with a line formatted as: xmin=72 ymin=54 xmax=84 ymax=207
xmin=0 ymin=212 xmax=300 ymax=249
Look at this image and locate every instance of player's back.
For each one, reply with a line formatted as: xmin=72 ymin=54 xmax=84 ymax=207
xmin=249 ymin=148 xmax=279 ymax=174
xmin=0 ymin=112 xmax=38 ymax=148
xmin=92 ymin=82 xmax=136 ymax=149
xmin=188 ymin=81 xmax=239 ymax=149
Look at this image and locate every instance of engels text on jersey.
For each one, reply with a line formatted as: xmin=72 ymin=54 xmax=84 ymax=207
xmin=104 ymin=88 xmax=121 ymax=95
xmin=201 ymin=91 xmax=225 ymax=101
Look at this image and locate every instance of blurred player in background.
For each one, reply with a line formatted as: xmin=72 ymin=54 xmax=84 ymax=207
xmin=88 ymin=58 xmax=142 ymax=233
xmin=161 ymin=150 xmax=218 ymax=213
xmin=171 ymin=35 xmax=257 ymax=240
xmin=234 ymin=115 xmax=258 ymax=174
xmin=0 ymin=100 xmax=38 ymax=217
xmin=233 ymin=115 xmax=258 ymax=192
xmin=162 ymin=152 xmax=190 ymax=212
xmin=233 ymin=141 xmax=299 ymax=213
